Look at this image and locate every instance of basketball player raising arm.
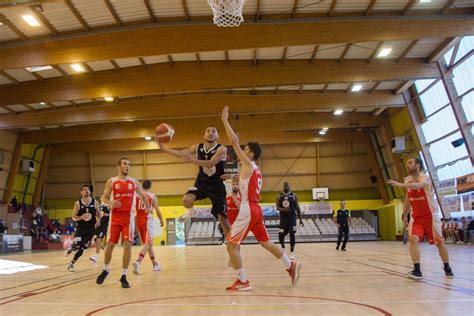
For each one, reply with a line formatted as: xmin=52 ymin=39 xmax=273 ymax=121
xmin=221 ymin=106 xmax=301 ymax=291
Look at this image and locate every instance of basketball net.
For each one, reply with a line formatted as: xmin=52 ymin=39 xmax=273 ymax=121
xmin=207 ymin=0 xmax=246 ymax=27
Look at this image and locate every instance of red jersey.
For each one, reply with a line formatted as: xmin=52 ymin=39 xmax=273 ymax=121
xmin=226 ymin=194 xmax=240 ymax=224
xmin=111 ymin=176 xmax=137 ymax=216
xmin=240 ymin=162 xmax=262 ymax=204
xmin=405 ymin=174 xmax=438 ymax=220
xmin=136 ymin=191 xmax=155 ymax=220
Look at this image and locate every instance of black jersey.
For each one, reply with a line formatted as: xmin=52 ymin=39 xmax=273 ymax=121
xmin=196 ymin=143 xmax=225 ymax=182
xmin=278 ymin=192 xmax=298 ymax=219
xmin=334 ymin=209 xmax=351 ymax=225
xmin=76 ymin=198 xmax=97 ymax=231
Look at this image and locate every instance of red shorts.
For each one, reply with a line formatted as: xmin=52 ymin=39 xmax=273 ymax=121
xmin=108 ymin=212 xmax=134 ymax=244
xmin=227 ymin=208 xmax=238 ymax=225
xmin=136 ymin=217 xmax=154 ymax=244
xmin=409 ymin=216 xmax=444 ymax=245
xmin=227 ymin=202 xmax=270 ymax=245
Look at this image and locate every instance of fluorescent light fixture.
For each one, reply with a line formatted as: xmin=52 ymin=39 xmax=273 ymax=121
xmin=144 ymin=136 xmax=152 ymax=141
xmin=22 ymin=14 xmax=40 ymax=27
xmin=419 ymin=0 xmax=431 ymax=2
xmin=322 ymin=127 xmax=329 ymax=131
xmin=40 ymin=102 xmax=46 ymax=105
xmin=351 ymin=84 xmax=363 ymax=92
xmin=0 ymin=22 xmax=4 ymax=26
xmin=333 ymin=109 xmax=344 ymax=115
xmin=70 ymin=63 xmax=85 ymax=73
xmin=104 ymin=96 xmax=114 ymax=102
xmin=378 ymin=47 xmax=392 ymax=58
xmin=25 ymin=65 xmax=53 ymax=72
xmin=319 ymin=130 xmax=327 ymax=135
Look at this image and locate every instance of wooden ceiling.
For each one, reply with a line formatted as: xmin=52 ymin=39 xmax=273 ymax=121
xmin=0 ymin=0 xmax=472 ymax=148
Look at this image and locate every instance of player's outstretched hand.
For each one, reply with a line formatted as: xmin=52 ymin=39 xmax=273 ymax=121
xmin=386 ymin=179 xmax=400 ymax=187
xmin=222 ymin=106 xmax=229 ymax=122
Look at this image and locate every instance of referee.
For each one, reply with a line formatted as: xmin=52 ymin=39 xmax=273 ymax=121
xmin=334 ymin=200 xmax=351 ymax=251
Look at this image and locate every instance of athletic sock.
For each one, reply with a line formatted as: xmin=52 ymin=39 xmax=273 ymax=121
xmin=150 ymin=256 xmax=156 ymax=264
xmin=414 ymin=263 xmax=421 ymax=271
xmin=443 ymin=262 xmax=451 ymax=269
xmin=104 ymin=264 xmax=110 ymax=272
xmin=281 ymin=253 xmax=292 ymax=269
xmin=137 ymin=253 xmax=145 ymax=263
xmin=122 ymin=268 xmax=127 ymax=276
xmin=237 ymin=268 xmax=247 ymax=282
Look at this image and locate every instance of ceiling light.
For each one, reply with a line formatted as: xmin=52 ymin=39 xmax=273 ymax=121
xmin=0 ymin=22 xmax=4 ymax=26
xmin=104 ymin=96 xmax=114 ymax=102
xmin=144 ymin=136 xmax=152 ymax=141
xmin=22 ymin=15 xmax=40 ymax=27
xmin=70 ymin=63 xmax=85 ymax=73
xmin=25 ymin=65 xmax=53 ymax=72
xmin=319 ymin=130 xmax=327 ymax=135
xmin=351 ymin=84 xmax=362 ymax=92
xmin=419 ymin=0 xmax=431 ymax=3
xmin=40 ymin=102 xmax=46 ymax=105
xmin=322 ymin=127 xmax=329 ymax=131
xmin=333 ymin=109 xmax=344 ymax=115
xmin=378 ymin=48 xmax=392 ymax=58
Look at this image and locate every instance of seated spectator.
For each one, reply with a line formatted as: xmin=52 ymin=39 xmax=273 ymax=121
xmin=465 ymin=216 xmax=474 ymax=244
xmin=441 ymin=218 xmax=449 ymax=240
xmin=65 ymin=222 xmax=75 ymax=235
xmin=451 ymin=218 xmax=460 ymax=243
xmin=30 ymin=220 xmax=39 ymax=243
xmin=37 ymin=226 xmax=52 ymax=243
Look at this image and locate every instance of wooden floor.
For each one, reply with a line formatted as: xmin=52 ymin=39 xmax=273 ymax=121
xmin=1 ymin=241 xmax=473 ymax=316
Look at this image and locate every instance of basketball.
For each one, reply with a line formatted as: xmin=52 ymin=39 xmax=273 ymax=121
xmin=155 ymin=123 xmax=175 ymax=143
xmin=82 ymin=213 xmax=92 ymax=221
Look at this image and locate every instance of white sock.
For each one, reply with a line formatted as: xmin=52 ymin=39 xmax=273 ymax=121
xmin=104 ymin=264 xmax=110 ymax=272
xmin=281 ymin=254 xmax=292 ymax=269
xmin=237 ymin=268 xmax=247 ymax=282
xmin=122 ymin=268 xmax=127 ymax=276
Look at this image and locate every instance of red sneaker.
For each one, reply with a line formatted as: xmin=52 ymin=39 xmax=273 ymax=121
xmin=225 ymin=279 xmax=252 ymax=291
xmin=287 ymin=261 xmax=302 ymax=286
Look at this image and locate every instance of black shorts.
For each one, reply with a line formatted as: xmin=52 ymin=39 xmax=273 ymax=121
xmin=73 ymin=229 xmax=94 ymax=249
xmin=185 ymin=180 xmax=227 ymax=218
xmin=95 ymin=216 xmax=109 ymax=239
xmin=279 ymin=217 xmax=297 ymax=233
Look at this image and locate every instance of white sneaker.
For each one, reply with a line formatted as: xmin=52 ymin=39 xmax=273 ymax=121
xmin=177 ymin=208 xmax=197 ymax=223
xmin=152 ymin=262 xmax=161 ymax=272
xmin=289 ymin=252 xmax=295 ymax=261
xmin=89 ymin=255 xmax=98 ymax=263
xmin=67 ymin=263 xmax=75 ymax=272
xmin=133 ymin=261 xmax=141 ymax=275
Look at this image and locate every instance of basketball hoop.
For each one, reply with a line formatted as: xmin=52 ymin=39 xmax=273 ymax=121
xmin=207 ymin=0 xmax=246 ymax=27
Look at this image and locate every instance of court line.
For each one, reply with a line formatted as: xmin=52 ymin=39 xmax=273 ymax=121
xmin=347 ymin=259 xmax=474 ymax=297
xmin=83 ymin=294 xmax=392 ymax=315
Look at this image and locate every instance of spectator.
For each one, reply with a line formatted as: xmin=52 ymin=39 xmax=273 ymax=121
xmin=464 ymin=216 xmax=474 ymax=244
xmin=441 ymin=218 xmax=448 ymax=240
xmin=0 ymin=220 xmax=7 ymax=234
xmin=65 ymin=222 xmax=76 ymax=235
xmin=450 ymin=218 xmax=460 ymax=243
xmin=37 ymin=226 xmax=52 ymax=243
xmin=30 ymin=220 xmax=39 ymax=243
xmin=456 ymin=217 xmax=467 ymax=244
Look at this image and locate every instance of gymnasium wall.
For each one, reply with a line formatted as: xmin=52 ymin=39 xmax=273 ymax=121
xmin=44 ymin=140 xmax=380 ymax=205
xmin=0 ymin=130 xmax=18 ymax=202
xmin=12 ymin=144 xmax=46 ymax=205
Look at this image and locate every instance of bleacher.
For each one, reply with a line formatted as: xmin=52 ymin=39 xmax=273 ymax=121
xmin=186 ymin=211 xmax=378 ymax=245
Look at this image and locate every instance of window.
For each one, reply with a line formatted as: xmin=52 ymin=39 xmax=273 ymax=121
xmin=414 ymin=36 xmax=474 ymax=182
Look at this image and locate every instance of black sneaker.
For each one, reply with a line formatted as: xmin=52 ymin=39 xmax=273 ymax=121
xmin=407 ymin=269 xmax=423 ymax=280
xmin=96 ymin=270 xmax=109 ymax=285
xmin=120 ymin=275 xmax=130 ymax=288
xmin=336 ymin=246 xmax=339 ymax=250
xmin=444 ymin=267 xmax=454 ymax=278
xmin=341 ymin=248 xmax=346 ymax=251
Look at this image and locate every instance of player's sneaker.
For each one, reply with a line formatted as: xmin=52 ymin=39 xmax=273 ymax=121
xmin=96 ymin=270 xmax=109 ymax=284
xmin=120 ymin=275 xmax=130 ymax=288
xmin=341 ymin=248 xmax=347 ymax=251
xmin=289 ymin=252 xmax=295 ymax=260
xmin=133 ymin=261 xmax=141 ymax=275
xmin=177 ymin=208 xmax=197 ymax=223
xmin=407 ymin=269 xmax=423 ymax=280
xmin=444 ymin=267 xmax=454 ymax=278
xmin=225 ymin=279 xmax=251 ymax=291
xmin=89 ymin=255 xmax=98 ymax=263
xmin=67 ymin=263 xmax=75 ymax=272
xmin=152 ymin=262 xmax=161 ymax=272
xmin=287 ymin=261 xmax=302 ymax=286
